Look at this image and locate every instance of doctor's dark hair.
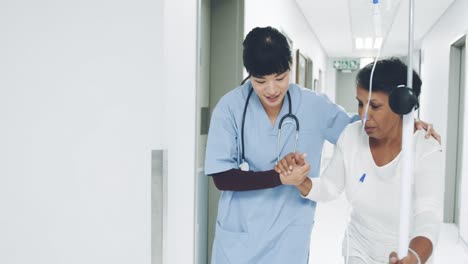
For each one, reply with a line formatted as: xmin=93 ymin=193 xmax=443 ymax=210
xmin=242 ymin=27 xmax=292 ymax=81
xmin=356 ymin=57 xmax=422 ymax=109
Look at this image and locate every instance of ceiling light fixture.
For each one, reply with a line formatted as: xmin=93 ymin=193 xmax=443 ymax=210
xmin=355 ymin=37 xmax=364 ymax=49
xmin=374 ymin=37 xmax=383 ymax=49
xmin=365 ymin=37 xmax=373 ymax=49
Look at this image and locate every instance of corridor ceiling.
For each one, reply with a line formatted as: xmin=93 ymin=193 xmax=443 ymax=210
xmin=296 ymin=0 xmax=456 ymax=58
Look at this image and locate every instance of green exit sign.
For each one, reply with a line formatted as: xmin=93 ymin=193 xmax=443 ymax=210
xmin=333 ymin=59 xmax=360 ymax=71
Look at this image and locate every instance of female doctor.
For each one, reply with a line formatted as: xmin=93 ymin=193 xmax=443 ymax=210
xmin=204 ymin=26 xmax=357 ymax=263
xmin=204 ymin=27 xmax=437 ymax=264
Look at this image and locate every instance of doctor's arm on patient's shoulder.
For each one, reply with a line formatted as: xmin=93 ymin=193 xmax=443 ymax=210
xmin=414 ymin=119 xmax=441 ymax=143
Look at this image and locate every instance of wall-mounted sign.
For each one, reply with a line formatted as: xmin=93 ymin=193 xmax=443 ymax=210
xmin=333 ymin=59 xmax=360 ymax=71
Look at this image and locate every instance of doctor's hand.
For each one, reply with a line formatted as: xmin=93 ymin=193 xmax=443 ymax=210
xmin=388 ymin=251 xmax=419 ymax=264
xmin=414 ymin=119 xmax=441 ymax=144
xmin=275 ymin=152 xmax=306 ymax=175
xmin=275 ymin=153 xmax=309 ymax=186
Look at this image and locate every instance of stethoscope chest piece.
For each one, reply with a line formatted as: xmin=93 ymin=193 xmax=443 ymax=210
xmin=239 ymin=160 xmax=250 ymax=171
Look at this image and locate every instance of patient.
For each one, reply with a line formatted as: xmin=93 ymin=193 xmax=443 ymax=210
xmin=276 ymin=58 xmax=443 ymax=264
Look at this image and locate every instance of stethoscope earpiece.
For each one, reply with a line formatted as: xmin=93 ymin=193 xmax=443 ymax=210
xmin=388 ymin=85 xmax=418 ymax=115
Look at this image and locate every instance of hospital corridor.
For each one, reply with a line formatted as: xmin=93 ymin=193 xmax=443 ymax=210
xmin=2 ymin=0 xmax=468 ymax=264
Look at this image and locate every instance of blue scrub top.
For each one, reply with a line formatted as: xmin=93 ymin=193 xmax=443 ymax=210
xmin=205 ymin=82 xmax=357 ymax=264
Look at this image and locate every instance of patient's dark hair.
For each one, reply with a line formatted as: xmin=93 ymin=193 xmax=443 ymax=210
xmin=356 ymin=57 xmax=422 ymax=102
xmin=242 ymin=27 xmax=292 ymax=80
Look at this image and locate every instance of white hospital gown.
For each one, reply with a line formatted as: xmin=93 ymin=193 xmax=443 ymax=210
xmin=305 ymin=121 xmax=444 ymax=264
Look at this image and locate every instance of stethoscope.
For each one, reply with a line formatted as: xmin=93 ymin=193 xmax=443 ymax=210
xmin=239 ymin=86 xmax=300 ymax=171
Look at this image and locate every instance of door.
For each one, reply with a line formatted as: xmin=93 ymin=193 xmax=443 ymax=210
xmin=445 ymin=37 xmax=466 ymax=225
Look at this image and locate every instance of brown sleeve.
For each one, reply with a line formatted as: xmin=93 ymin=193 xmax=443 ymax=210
xmin=210 ymin=169 xmax=282 ymax=191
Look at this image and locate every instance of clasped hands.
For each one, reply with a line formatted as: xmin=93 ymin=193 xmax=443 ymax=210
xmin=274 ymin=152 xmax=310 ymax=186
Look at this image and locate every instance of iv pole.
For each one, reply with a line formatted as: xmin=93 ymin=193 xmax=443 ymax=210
xmin=398 ymin=0 xmax=415 ymax=258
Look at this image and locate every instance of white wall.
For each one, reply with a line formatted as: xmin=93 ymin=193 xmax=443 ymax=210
xmin=0 ymin=0 xmax=163 ymax=263
xmin=195 ymin=0 xmax=211 ymax=263
xmin=419 ymin=0 xmax=468 ymax=242
xmin=244 ymin=0 xmax=328 ymax=89
xmin=162 ymin=0 xmax=198 ymax=263
xmin=325 ymin=59 xmax=338 ymax=102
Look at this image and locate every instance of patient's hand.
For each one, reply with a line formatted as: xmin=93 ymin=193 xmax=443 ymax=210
xmin=275 ymin=152 xmax=309 ymax=186
xmin=275 ymin=152 xmax=306 ymax=174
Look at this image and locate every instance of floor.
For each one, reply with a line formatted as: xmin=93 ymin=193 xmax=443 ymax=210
xmin=309 ymin=194 xmax=468 ymax=264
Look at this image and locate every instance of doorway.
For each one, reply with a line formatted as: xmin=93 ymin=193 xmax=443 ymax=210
xmin=445 ymin=36 xmax=466 ymax=226
xmin=335 ymin=69 xmax=358 ymax=113
xmin=194 ymin=0 xmax=245 ymax=263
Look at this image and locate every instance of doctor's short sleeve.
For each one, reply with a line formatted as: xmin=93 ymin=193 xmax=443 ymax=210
xmin=319 ymin=93 xmax=358 ymax=144
xmin=204 ymin=96 xmax=239 ymax=175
